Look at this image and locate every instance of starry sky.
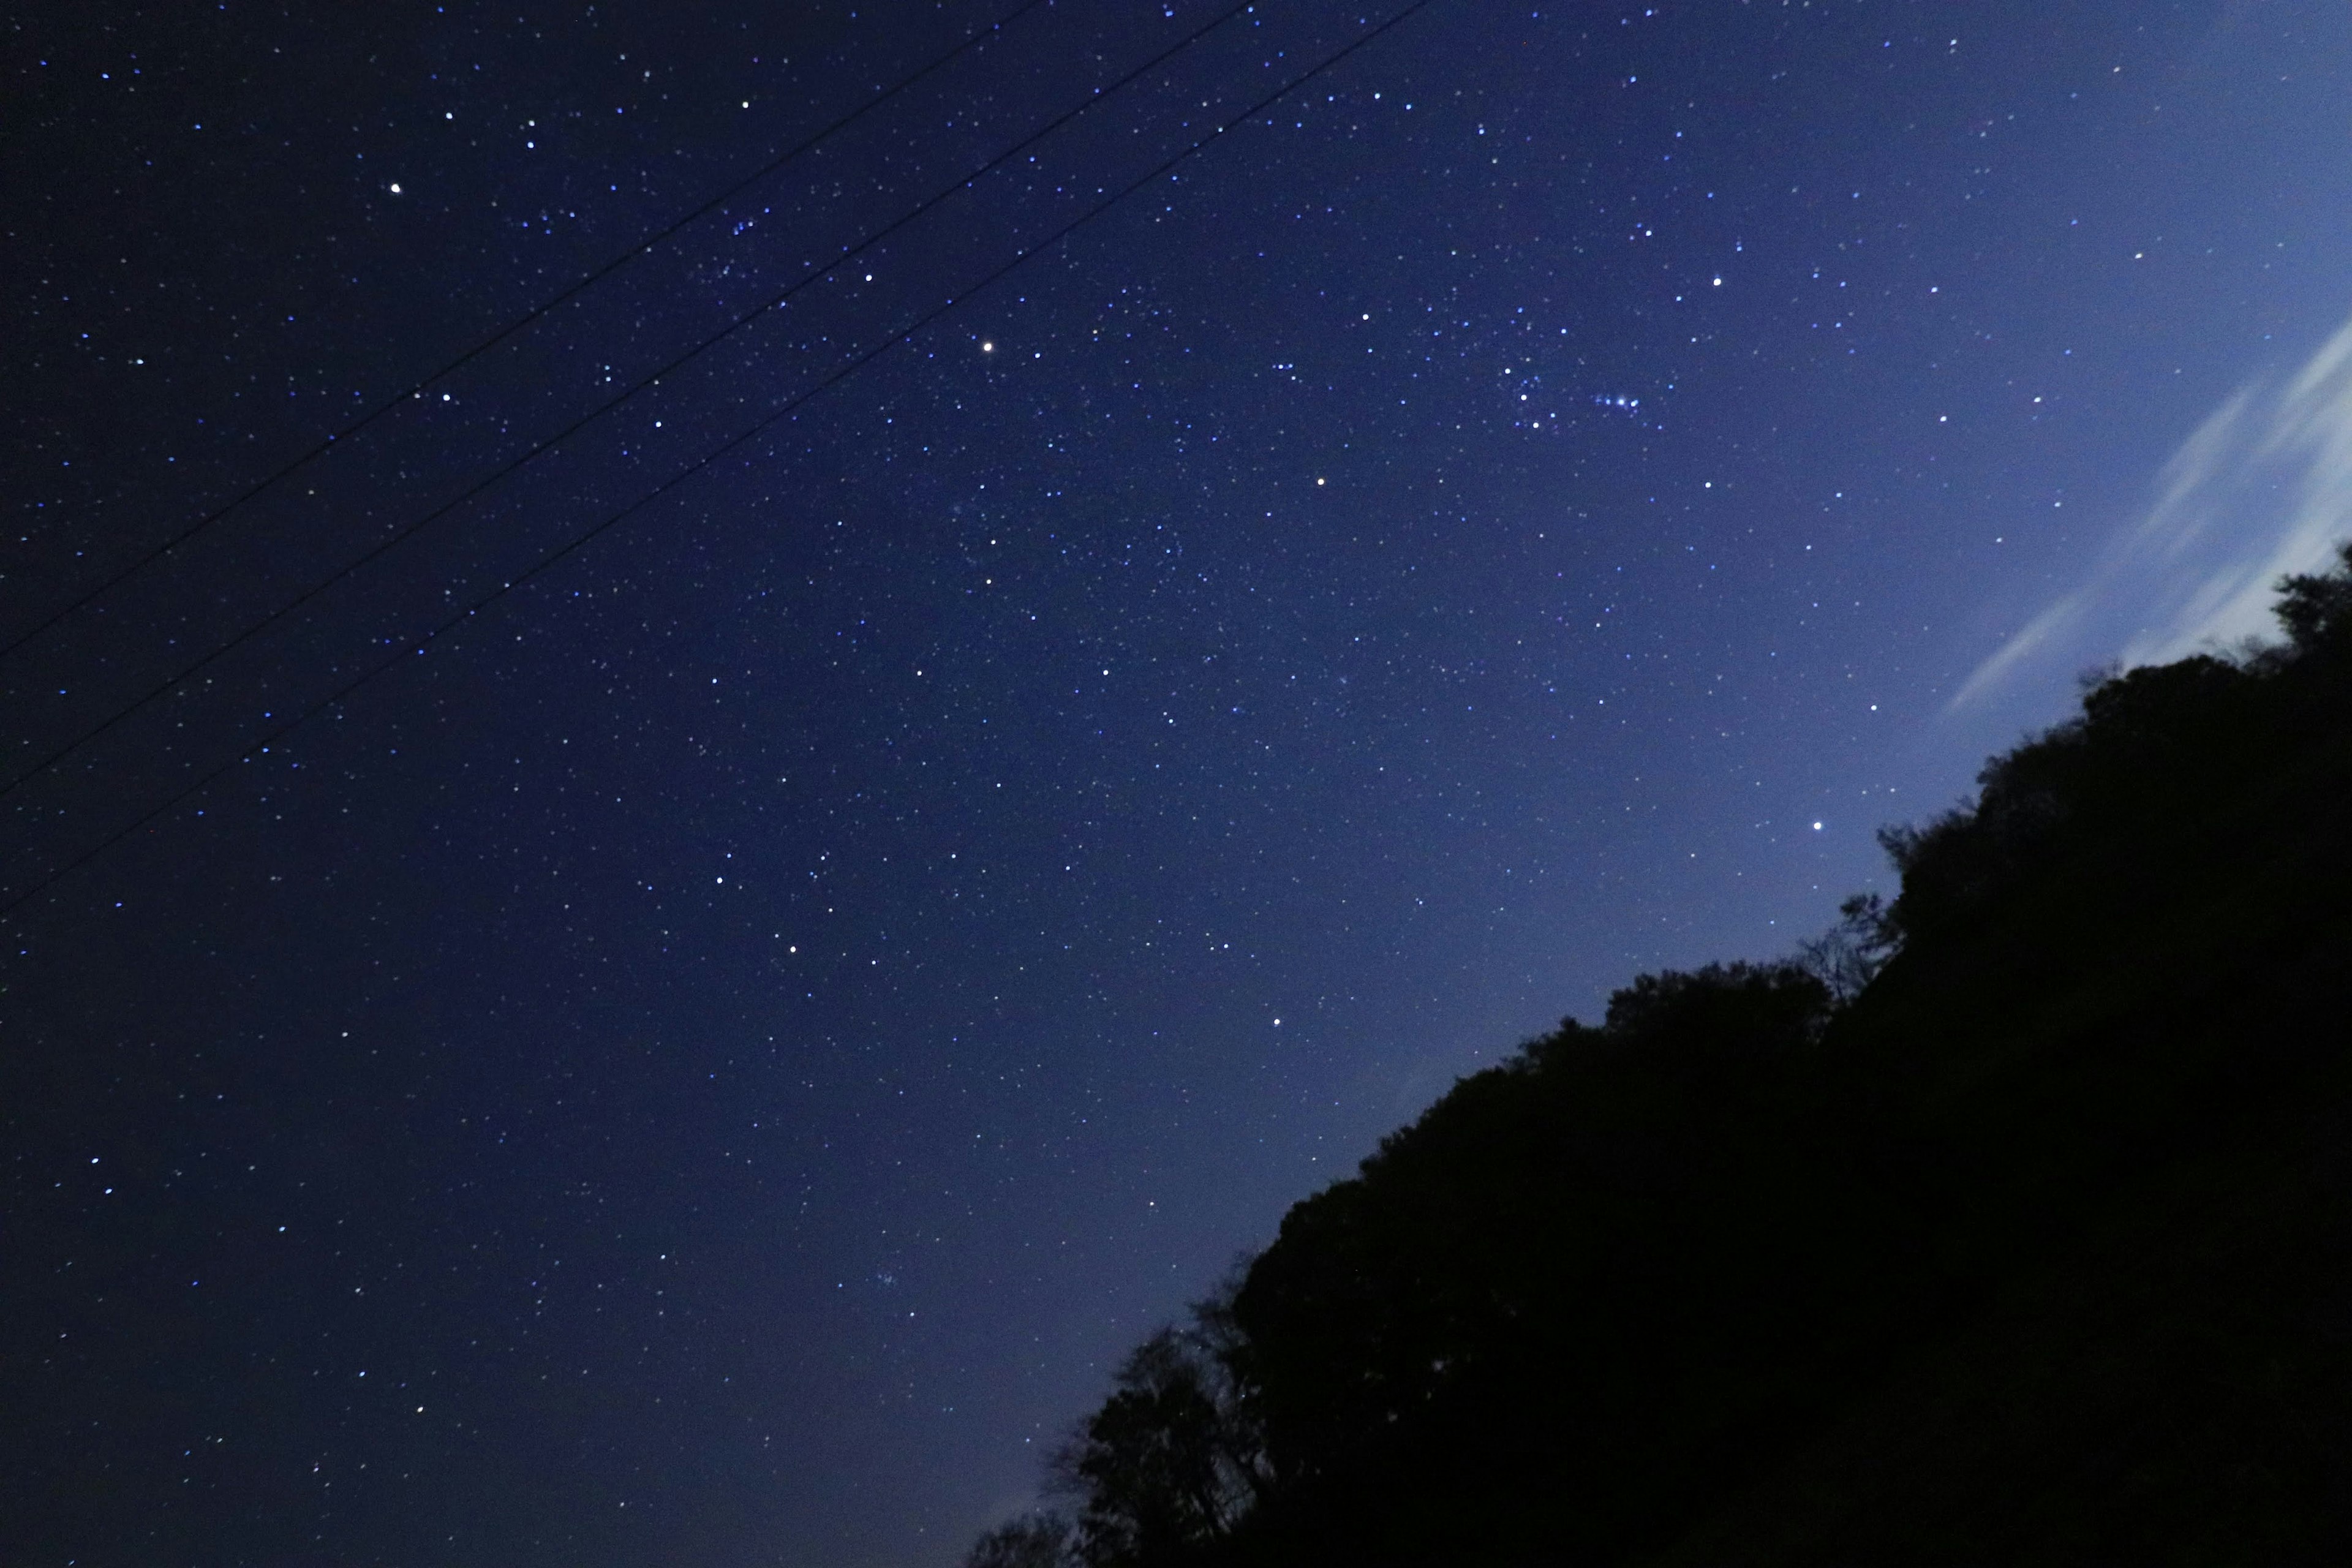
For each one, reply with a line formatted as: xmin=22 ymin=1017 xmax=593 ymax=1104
xmin=9 ymin=1 xmax=2352 ymax=1563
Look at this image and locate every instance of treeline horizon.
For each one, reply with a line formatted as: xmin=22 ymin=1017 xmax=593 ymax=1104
xmin=963 ymin=543 xmax=2352 ymax=1568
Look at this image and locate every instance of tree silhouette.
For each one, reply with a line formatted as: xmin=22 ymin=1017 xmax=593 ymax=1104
xmin=1797 ymin=891 xmax=1897 ymax=1000
xmin=960 ymin=1512 xmax=1076 ymax=1568
xmin=960 ymin=541 xmax=2352 ymax=1567
xmin=1052 ymin=1290 xmax=1264 ymax=1568
xmin=2274 ymin=539 xmax=2352 ymax=652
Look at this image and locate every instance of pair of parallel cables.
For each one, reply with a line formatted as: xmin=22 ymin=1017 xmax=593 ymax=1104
xmin=1 ymin=0 xmax=1436 ymax=918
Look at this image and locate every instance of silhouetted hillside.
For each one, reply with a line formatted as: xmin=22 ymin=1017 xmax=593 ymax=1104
xmin=967 ymin=545 xmax=2352 ymax=1568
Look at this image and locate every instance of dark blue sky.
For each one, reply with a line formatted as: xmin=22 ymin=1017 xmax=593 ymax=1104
xmin=9 ymin=1 xmax=2352 ymax=1562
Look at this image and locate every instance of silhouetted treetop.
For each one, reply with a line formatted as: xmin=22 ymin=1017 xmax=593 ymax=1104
xmin=964 ymin=542 xmax=2352 ymax=1568
xmin=1877 ymin=548 xmax=2352 ymax=944
xmin=2274 ymin=538 xmax=2352 ymax=654
xmin=962 ymin=1512 xmax=1076 ymax=1568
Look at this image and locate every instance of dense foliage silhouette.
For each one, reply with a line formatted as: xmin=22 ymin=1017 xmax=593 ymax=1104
xmin=967 ymin=544 xmax=2352 ymax=1567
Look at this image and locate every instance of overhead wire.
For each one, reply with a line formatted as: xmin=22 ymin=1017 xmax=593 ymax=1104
xmin=0 ymin=0 xmax=1054 ymax=667
xmin=0 ymin=0 xmax=1260 ymax=802
xmin=0 ymin=0 xmax=1440 ymax=921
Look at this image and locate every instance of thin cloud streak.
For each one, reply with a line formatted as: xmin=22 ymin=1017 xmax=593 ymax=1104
xmin=1951 ymin=314 xmax=2352 ymax=712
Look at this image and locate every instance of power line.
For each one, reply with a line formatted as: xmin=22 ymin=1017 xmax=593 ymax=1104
xmin=0 ymin=0 xmax=1259 ymax=803
xmin=0 ymin=0 xmax=1053 ymax=667
xmin=0 ymin=0 xmax=1438 ymax=922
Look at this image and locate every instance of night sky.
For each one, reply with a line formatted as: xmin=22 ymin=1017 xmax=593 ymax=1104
xmin=10 ymin=1 xmax=2352 ymax=1562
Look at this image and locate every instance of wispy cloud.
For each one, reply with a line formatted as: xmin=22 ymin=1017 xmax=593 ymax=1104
xmin=1950 ymin=314 xmax=2352 ymax=712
